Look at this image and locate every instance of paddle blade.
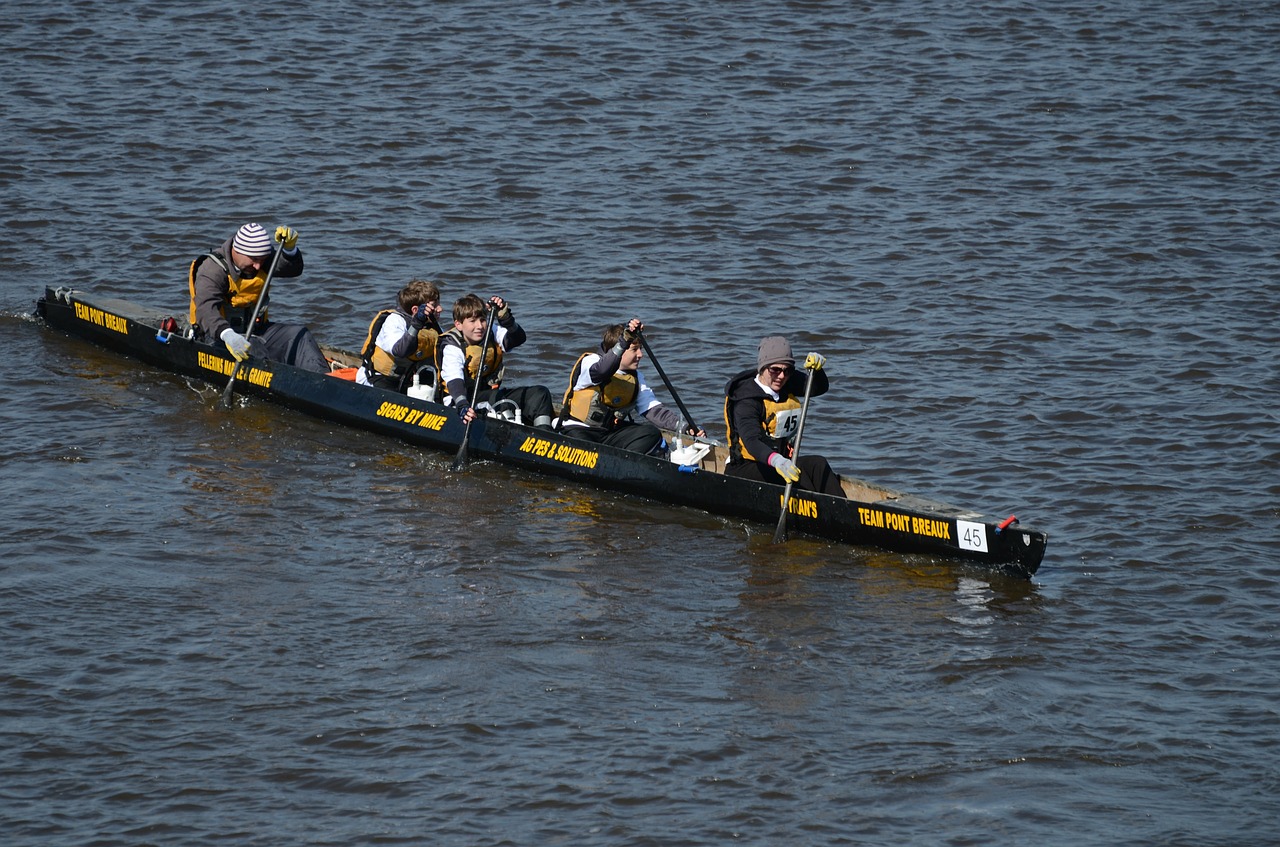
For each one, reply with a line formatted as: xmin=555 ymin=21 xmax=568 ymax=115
xmin=772 ymin=485 xmax=792 ymax=543
xmin=218 ymin=363 xmax=243 ymax=409
xmin=450 ymin=421 xmax=473 ymax=472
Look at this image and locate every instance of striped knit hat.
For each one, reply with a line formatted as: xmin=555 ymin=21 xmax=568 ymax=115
xmin=232 ymin=222 xmax=273 ymax=257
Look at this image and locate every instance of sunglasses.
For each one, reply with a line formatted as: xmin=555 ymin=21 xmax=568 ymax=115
xmin=765 ymin=365 xmax=793 ymax=377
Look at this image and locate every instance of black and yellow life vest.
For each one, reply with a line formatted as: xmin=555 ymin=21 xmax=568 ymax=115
xmin=562 ymin=352 xmax=640 ymax=428
xmin=188 ymin=252 xmax=270 ymax=332
xmin=435 ymin=327 xmax=504 ymax=398
xmin=724 ymin=372 xmax=803 ymax=463
xmin=360 ymin=309 xmax=439 ymax=379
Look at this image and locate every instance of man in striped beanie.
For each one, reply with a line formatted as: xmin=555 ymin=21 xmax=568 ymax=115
xmin=187 ymin=221 xmax=330 ymax=372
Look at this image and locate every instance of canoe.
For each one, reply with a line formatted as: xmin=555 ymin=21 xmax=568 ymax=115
xmin=34 ymin=287 xmax=1047 ymax=578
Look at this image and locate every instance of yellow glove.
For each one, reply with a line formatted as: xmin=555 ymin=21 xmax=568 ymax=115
xmin=768 ymin=452 xmax=801 ymax=483
xmin=275 ymin=226 xmax=298 ymax=251
xmin=220 ymin=328 xmax=252 ymax=362
xmin=804 ymin=351 xmax=826 ymax=371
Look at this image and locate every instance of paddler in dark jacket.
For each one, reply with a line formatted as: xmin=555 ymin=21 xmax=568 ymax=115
xmin=187 ymin=222 xmax=329 ymax=372
xmin=723 ymin=335 xmax=845 ymax=497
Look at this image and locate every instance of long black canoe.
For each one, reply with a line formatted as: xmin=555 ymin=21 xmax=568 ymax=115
xmin=35 ymin=287 xmax=1047 ymax=578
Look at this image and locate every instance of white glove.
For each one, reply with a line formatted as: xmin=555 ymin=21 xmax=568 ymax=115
xmin=804 ymin=351 xmax=826 ymax=371
xmin=220 ymin=328 xmax=252 ymax=362
xmin=768 ymin=452 xmax=801 ymax=483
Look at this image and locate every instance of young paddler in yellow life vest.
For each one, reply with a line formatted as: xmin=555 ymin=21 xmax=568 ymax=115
xmin=187 ymin=222 xmax=330 ymax=372
xmin=436 ymin=293 xmax=555 ymax=429
xmin=560 ymin=318 xmax=706 ymax=455
xmin=723 ymin=335 xmax=846 ymax=497
xmin=355 ymin=279 xmax=443 ymax=391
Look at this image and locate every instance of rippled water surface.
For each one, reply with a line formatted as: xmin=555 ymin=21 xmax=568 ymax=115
xmin=2 ymin=2 xmax=1278 ymax=844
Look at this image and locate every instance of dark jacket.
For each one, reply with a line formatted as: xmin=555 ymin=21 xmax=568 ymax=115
xmin=724 ymin=367 xmax=829 ymax=465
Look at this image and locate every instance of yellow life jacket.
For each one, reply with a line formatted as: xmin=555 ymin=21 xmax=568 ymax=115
xmin=725 ymin=379 xmax=803 ymax=463
xmin=360 ymin=309 xmax=439 ymax=377
xmin=562 ymin=352 xmax=640 ymax=427
xmin=188 ymin=252 xmax=270 ymax=331
xmin=435 ymin=327 xmax=504 ymax=398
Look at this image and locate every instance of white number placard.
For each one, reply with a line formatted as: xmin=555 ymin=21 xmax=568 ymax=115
xmin=774 ymin=408 xmax=801 ymax=439
xmin=957 ymin=520 xmax=989 ymax=553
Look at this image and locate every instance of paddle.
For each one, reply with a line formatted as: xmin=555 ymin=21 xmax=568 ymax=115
xmin=218 ymin=238 xmax=285 ymax=409
xmin=449 ymin=301 xmax=496 ymax=472
xmin=772 ymin=363 xmax=817 ymax=544
xmin=637 ymin=330 xmax=702 ymax=437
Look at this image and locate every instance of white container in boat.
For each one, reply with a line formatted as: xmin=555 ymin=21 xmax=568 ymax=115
xmin=407 ymin=373 xmax=436 ymax=403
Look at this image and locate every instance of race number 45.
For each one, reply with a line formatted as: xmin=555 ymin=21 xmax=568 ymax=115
xmin=957 ymin=520 xmax=989 ymax=553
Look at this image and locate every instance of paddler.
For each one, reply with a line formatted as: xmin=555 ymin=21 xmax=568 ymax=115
xmin=436 ymin=292 xmax=556 ymax=429
xmin=188 ymin=222 xmax=329 ymax=372
xmin=723 ymin=336 xmax=846 ymax=496
xmin=559 ymin=318 xmax=705 ymax=455
xmin=355 ymin=278 xmax=444 ymax=392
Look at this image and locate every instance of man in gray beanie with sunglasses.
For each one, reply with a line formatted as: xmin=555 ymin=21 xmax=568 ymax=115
xmin=722 ymin=335 xmax=845 ymax=497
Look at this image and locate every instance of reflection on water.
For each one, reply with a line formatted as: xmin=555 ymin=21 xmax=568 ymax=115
xmin=950 ymin=577 xmax=996 ymax=629
xmin=947 ymin=577 xmax=998 ymax=664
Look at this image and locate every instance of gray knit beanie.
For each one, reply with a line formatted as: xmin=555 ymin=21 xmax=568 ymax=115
xmin=757 ymin=336 xmax=795 ymax=371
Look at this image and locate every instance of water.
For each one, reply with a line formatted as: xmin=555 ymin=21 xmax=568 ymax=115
xmin=2 ymin=1 xmax=1278 ymax=844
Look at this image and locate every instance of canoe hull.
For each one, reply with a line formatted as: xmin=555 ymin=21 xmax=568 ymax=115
xmin=35 ymin=287 xmax=1047 ymax=578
